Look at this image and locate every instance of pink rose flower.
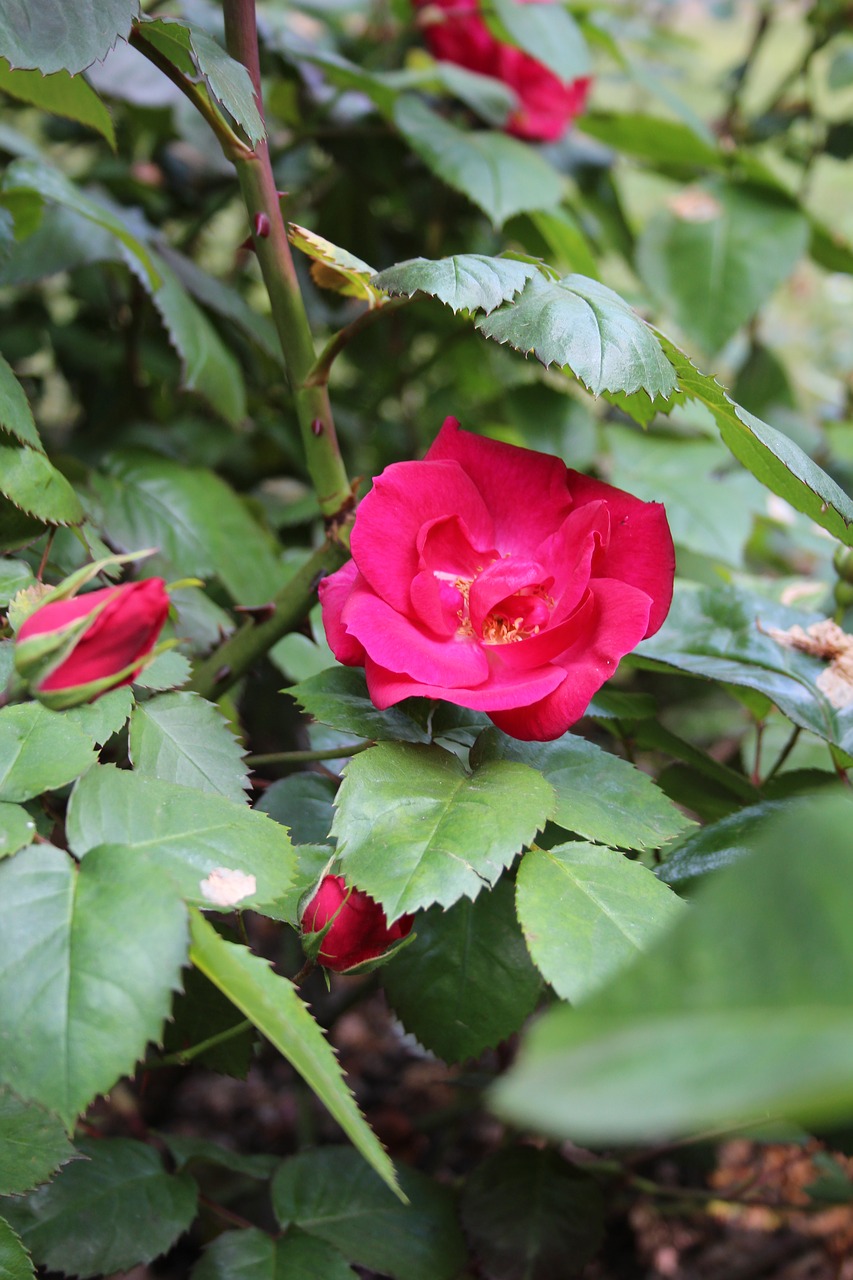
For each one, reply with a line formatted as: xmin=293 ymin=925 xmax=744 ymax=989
xmin=320 ymin=419 xmax=674 ymax=742
xmin=300 ymin=875 xmax=414 ymax=972
xmin=413 ymin=0 xmax=591 ymax=142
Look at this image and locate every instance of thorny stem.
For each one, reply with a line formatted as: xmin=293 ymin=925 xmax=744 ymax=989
xmin=222 ymin=0 xmax=353 ymax=524
xmin=185 ymin=534 xmax=350 ymax=701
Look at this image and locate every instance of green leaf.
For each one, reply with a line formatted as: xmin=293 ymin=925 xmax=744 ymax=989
xmin=516 ymin=842 xmax=685 ymax=1002
xmin=474 ymin=729 xmax=692 ymax=850
xmin=134 ymin=648 xmax=192 ymax=692
xmin=485 ymin=0 xmax=590 ymax=80
xmin=604 ymin=425 xmax=766 ymax=568
xmin=0 ymin=0 xmax=137 ymax=75
xmin=130 ymin=692 xmax=249 ymax=803
xmin=579 ymin=111 xmax=722 ymax=170
xmin=0 ymin=844 xmax=187 ymax=1127
xmin=0 ymin=60 xmax=115 ymax=147
xmin=393 ymin=97 xmax=563 ymax=227
xmin=638 ymin=581 xmax=853 ymax=755
xmin=0 ymin=560 xmax=34 ymax=608
xmin=90 ymin=453 xmax=285 ymax=604
xmin=0 ymin=444 xmax=84 ymax=527
xmin=524 ymin=208 xmax=600 ymax=278
xmin=289 ymin=667 xmax=430 ymax=744
xmin=1 ymin=1138 xmax=197 ymax=1279
xmin=383 ymin=879 xmax=542 ymax=1062
xmin=460 ymin=1148 xmax=603 ymax=1280
xmin=66 ymin=765 xmax=294 ymax=915
xmin=331 ymin=741 xmax=554 ymax=917
xmin=288 ymin=224 xmax=381 ymax=306
xmin=188 ymin=912 xmax=400 ymax=1197
xmin=162 ymin=1137 xmax=275 ymax=1180
xmin=63 ymin=686 xmax=133 ymax=746
xmin=0 ymin=1089 xmax=77 ymax=1196
xmin=476 ymin=272 xmax=678 ymax=399
xmin=659 ymin=337 xmax=853 ymax=545
xmin=371 ymin=254 xmax=538 ymax=315
xmin=158 ymin=246 xmax=280 ymax=364
xmin=636 ymin=183 xmax=809 ymax=355
xmin=493 ymin=793 xmax=853 ymax=1142
xmin=146 ymin=250 xmax=247 ymax=426
xmin=271 ymin=1147 xmax=467 ymax=1280
xmin=257 ymin=773 xmax=337 ymax=845
xmin=0 ymin=355 xmax=42 ymax=452
xmin=656 ymin=800 xmax=789 ymax=889
xmin=0 ymin=1218 xmax=34 ymax=1280
xmin=134 ymin=16 xmax=264 ymax=146
xmin=0 ymin=803 xmax=35 ymax=860
xmin=2 ymin=159 xmax=160 ymax=290
xmin=0 ymin=704 xmax=96 ymax=803
xmin=430 ymin=60 xmax=517 ymax=128
xmin=193 ymin=1227 xmax=358 ymax=1280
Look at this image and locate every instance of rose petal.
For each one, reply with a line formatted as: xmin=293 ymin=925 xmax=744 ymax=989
xmin=488 ymin=578 xmax=654 ymax=740
xmin=468 ymin=557 xmax=548 ymax=634
xmin=425 ymin=418 xmax=574 ymax=554
xmin=535 ymin=501 xmax=609 ymax=625
xmin=364 ymin=650 xmax=565 ymax=713
xmin=343 ymin=581 xmax=490 ymax=688
xmin=319 ymin=560 xmax=366 ymax=666
xmin=351 ymin=456 xmax=493 ymax=612
xmin=567 ymin=472 xmax=675 ymax=637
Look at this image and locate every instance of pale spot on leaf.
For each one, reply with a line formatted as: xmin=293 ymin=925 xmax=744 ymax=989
xmin=200 ymin=867 xmax=257 ymax=906
xmin=667 ymin=188 xmax=722 ymax=223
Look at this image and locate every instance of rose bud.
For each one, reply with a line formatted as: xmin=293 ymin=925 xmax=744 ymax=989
xmin=14 ymin=578 xmax=171 ymax=710
xmin=413 ymin=0 xmax=591 ymax=142
xmin=300 ymin=875 xmax=414 ymax=973
xmin=320 ymin=418 xmax=675 ymax=742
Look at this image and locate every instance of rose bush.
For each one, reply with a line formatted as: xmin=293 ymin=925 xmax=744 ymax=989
xmin=320 ymin=419 xmax=674 ymax=741
xmin=15 ymin=578 xmax=171 ymax=709
xmin=300 ymin=875 xmax=415 ymax=972
xmin=413 ymin=0 xmax=591 ymax=141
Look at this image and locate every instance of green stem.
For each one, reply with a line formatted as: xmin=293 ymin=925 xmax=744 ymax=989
xmin=186 ymin=535 xmax=350 ymax=701
xmin=152 ymin=1019 xmax=252 ymax=1068
xmin=305 ymin=296 xmax=411 ymax=388
xmin=246 ymin=742 xmax=370 ymax=767
xmin=222 ymin=0 xmax=353 ymax=523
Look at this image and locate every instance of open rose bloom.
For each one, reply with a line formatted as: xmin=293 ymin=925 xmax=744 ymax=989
xmin=414 ymin=0 xmax=591 ymax=142
xmin=320 ymin=420 xmax=674 ymax=742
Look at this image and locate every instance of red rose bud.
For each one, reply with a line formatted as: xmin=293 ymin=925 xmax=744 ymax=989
xmin=15 ymin=578 xmax=170 ymax=710
xmin=300 ymin=875 xmax=414 ymax=973
xmin=413 ymin=0 xmax=591 ymax=142
xmin=320 ymin=418 xmax=675 ymax=742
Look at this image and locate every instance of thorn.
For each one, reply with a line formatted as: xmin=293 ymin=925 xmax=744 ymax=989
xmin=238 ymin=235 xmax=256 ymax=254
xmin=234 ymin=603 xmax=277 ymax=623
xmin=254 ymin=212 xmax=270 ymax=239
xmin=311 ymin=419 xmax=324 ymax=436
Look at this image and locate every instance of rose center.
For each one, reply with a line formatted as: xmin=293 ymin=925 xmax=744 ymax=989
xmin=437 ymin=564 xmax=554 ymax=645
